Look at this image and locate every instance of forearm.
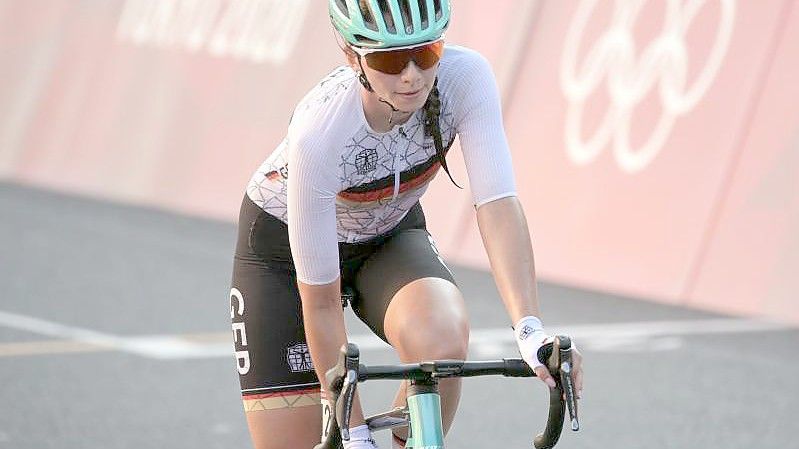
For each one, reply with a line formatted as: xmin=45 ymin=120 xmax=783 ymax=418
xmin=298 ymin=279 xmax=348 ymax=385
xmin=298 ymin=279 xmax=366 ymax=424
xmin=476 ymin=196 xmax=541 ymax=323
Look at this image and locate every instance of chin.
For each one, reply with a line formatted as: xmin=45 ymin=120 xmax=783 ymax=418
xmin=394 ymin=94 xmax=429 ymax=112
xmin=402 ymin=101 xmax=427 ymax=113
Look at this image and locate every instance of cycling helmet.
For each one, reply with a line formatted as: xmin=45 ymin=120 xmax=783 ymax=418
xmin=329 ymin=0 xmax=450 ymax=49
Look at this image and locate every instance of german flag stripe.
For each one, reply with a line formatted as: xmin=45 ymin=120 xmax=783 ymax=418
xmin=343 ymin=150 xmax=443 ymax=194
xmin=243 ymin=386 xmax=321 ymax=400
xmin=338 ymin=160 xmax=441 ymax=202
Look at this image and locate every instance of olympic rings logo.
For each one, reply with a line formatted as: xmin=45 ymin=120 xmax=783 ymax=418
xmin=560 ymin=0 xmax=736 ymax=173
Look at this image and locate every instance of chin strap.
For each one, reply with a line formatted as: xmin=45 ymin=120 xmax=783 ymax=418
xmin=358 ymin=57 xmax=402 ymax=125
xmin=356 ymin=58 xmax=373 ymax=92
xmin=378 ymin=97 xmax=400 ymax=125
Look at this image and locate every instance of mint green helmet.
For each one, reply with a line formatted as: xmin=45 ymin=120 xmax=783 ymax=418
xmin=329 ymin=0 xmax=450 ymax=49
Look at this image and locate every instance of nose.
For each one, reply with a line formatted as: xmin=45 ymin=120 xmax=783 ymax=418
xmin=400 ymin=60 xmax=423 ymax=83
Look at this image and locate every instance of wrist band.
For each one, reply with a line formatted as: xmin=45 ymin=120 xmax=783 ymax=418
xmin=514 ymin=315 xmax=544 ymax=335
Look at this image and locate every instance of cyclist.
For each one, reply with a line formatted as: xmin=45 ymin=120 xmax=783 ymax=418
xmin=230 ymin=1 xmax=584 ymax=448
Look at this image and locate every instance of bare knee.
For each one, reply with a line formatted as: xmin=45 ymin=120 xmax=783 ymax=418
xmin=385 ymin=278 xmax=470 ymax=362
xmin=401 ymin=319 xmax=469 ymax=361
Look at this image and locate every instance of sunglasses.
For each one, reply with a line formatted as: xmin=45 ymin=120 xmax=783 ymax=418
xmin=350 ymin=40 xmax=444 ymax=75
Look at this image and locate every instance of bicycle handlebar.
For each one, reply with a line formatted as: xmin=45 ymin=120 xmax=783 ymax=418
xmin=315 ymin=335 xmax=579 ymax=449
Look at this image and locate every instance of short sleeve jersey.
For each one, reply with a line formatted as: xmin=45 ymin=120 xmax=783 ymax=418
xmin=246 ymin=45 xmax=517 ymax=285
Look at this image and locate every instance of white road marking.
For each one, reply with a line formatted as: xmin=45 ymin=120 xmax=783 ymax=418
xmin=0 ymin=309 xmax=792 ymax=359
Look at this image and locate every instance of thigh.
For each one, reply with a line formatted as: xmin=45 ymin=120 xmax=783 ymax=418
xmin=230 ymin=251 xmax=321 ymax=447
xmin=231 ymin=256 xmax=318 ymax=395
xmin=245 ymin=406 xmax=322 ymax=449
xmin=352 ymin=228 xmax=461 ymax=342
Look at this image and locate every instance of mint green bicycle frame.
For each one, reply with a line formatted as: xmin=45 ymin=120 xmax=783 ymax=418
xmin=405 ymin=388 xmax=445 ymax=449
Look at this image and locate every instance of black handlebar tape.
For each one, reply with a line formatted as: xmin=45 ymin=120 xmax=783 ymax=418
xmin=533 ymin=382 xmax=566 ymax=449
xmin=501 ymin=358 xmax=536 ymax=377
xmin=359 ymin=359 xmax=537 ymax=380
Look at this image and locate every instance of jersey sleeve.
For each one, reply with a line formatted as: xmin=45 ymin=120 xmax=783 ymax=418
xmin=451 ymin=51 xmax=518 ymax=208
xmin=286 ymin=125 xmax=341 ymax=285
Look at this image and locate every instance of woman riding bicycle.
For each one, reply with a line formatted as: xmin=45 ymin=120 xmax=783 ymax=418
xmin=230 ymin=1 xmax=584 ymax=448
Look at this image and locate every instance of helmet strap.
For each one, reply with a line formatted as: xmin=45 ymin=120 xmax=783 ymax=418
xmin=357 ymin=56 xmax=406 ymax=127
xmin=356 ymin=57 xmax=374 ymax=92
xmin=378 ymin=97 xmax=399 ymax=125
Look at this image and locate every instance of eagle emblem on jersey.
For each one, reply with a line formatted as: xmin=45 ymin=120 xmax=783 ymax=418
xmin=286 ymin=343 xmax=314 ymax=373
xmin=355 ymin=148 xmax=378 ymax=175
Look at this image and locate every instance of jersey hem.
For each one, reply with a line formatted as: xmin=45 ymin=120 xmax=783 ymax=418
xmin=474 ymin=191 xmax=518 ymax=208
xmin=296 ymin=272 xmax=340 ymax=286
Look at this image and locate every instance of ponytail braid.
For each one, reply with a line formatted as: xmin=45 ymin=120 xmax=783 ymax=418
xmin=423 ymin=79 xmax=462 ymax=189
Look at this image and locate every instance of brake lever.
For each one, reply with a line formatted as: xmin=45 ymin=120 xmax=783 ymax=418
xmin=533 ymin=335 xmax=579 ymax=448
xmin=555 ymin=336 xmax=579 ymax=431
xmin=335 ymin=343 xmax=361 ymax=442
xmin=338 ymin=368 xmax=358 ymax=440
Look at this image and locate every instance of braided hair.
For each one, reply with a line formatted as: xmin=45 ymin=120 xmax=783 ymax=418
xmin=423 ymin=79 xmax=462 ymax=189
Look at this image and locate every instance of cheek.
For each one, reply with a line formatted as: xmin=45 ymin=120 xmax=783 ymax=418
xmin=413 ymin=65 xmax=438 ymax=90
xmin=425 ymin=64 xmax=440 ymax=82
xmin=364 ymin=69 xmax=394 ymax=90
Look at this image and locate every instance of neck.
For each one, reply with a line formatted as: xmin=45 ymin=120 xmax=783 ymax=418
xmin=360 ymin=88 xmax=413 ymax=132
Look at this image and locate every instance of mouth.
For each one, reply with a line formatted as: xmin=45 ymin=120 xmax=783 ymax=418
xmin=397 ymin=89 xmax=423 ymax=98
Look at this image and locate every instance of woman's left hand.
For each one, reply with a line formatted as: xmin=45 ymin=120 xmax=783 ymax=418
xmin=530 ymin=338 xmax=583 ymax=400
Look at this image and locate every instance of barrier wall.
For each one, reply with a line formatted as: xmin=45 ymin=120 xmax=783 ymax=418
xmin=1 ymin=1 xmax=797 ymax=323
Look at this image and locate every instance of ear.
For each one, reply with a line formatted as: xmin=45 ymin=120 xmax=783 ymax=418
xmin=343 ymin=46 xmax=361 ymax=73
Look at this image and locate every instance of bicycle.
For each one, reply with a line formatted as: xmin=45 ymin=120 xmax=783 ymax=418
xmin=314 ymin=335 xmax=579 ymax=449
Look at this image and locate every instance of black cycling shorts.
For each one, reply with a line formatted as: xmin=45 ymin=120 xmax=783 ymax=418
xmin=230 ymin=194 xmax=455 ymax=407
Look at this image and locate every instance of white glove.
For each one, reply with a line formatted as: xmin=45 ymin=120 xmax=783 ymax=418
xmin=514 ymin=316 xmax=554 ymax=370
xmin=343 ymin=425 xmax=379 ymax=449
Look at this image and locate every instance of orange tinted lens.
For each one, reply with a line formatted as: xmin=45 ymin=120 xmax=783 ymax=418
xmin=365 ymin=41 xmax=443 ymax=74
xmin=412 ymin=41 xmax=444 ymax=70
xmin=364 ymin=51 xmax=412 ymax=74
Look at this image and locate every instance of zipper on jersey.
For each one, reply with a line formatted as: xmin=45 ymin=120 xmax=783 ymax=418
xmin=392 ymin=127 xmax=406 ymax=201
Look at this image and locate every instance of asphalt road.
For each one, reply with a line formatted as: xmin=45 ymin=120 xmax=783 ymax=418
xmin=1 ymin=181 xmax=797 ymax=449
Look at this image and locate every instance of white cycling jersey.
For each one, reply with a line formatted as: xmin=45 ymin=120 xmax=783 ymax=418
xmin=246 ymin=45 xmax=517 ymax=285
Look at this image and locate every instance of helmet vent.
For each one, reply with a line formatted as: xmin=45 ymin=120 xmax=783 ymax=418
xmin=359 ymin=0 xmax=379 ymax=32
xmin=352 ymin=34 xmax=380 ymax=46
xmin=399 ymin=0 xmax=413 ymax=33
xmin=432 ymin=0 xmax=442 ymax=20
xmin=419 ymin=0 xmax=429 ymax=29
xmin=376 ymin=0 xmax=397 ymax=34
xmin=335 ymin=0 xmax=350 ymax=19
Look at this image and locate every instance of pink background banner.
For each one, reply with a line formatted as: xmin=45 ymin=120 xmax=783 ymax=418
xmin=1 ymin=1 xmax=797 ymax=323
